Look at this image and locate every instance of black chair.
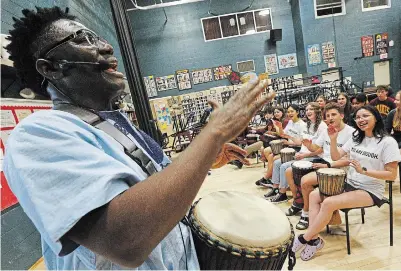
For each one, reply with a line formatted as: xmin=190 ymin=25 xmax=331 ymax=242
xmin=326 ymin=181 xmax=393 ymax=255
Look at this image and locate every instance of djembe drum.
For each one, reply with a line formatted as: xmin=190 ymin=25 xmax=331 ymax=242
xmin=260 ymin=134 xmax=278 ymax=148
xmin=270 ymin=140 xmax=283 ymax=155
xmin=280 ymin=148 xmax=296 ymax=164
xmin=291 ymin=161 xmax=316 ymax=206
xmin=316 ymin=168 xmax=346 ymax=196
xmin=189 ymin=191 xmax=296 ymax=270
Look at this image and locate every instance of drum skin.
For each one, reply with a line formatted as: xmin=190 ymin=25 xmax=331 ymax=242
xmin=188 ymin=191 xmax=296 ymax=270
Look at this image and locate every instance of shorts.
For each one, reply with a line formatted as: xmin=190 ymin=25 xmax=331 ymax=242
xmin=344 ymin=182 xmax=384 ymax=207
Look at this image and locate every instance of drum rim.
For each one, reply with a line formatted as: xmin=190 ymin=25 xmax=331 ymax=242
xmin=188 ymin=198 xmax=295 ymax=259
xmin=316 ymin=168 xmax=347 ymax=176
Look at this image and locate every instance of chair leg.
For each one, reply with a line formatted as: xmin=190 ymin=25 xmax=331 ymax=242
xmin=326 ymin=225 xmax=329 ymax=234
xmin=389 ymin=181 xmax=393 ymax=246
xmin=398 ymin=163 xmax=401 ymax=193
xmin=361 ymin=208 xmax=365 ymax=224
xmin=345 ymin=211 xmax=351 ymax=255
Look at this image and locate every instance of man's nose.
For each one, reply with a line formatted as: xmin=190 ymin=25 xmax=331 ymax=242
xmin=98 ymin=40 xmax=114 ymax=55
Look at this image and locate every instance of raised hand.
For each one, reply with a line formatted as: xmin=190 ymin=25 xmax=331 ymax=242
xmin=207 ymin=77 xmax=275 ymax=144
xmin=211 ymin=143 xmax=250 ymax=169
xmin=302 ymin=139 xmax=312 ymax=149
xmin=327 ymin=124 xmax=338 ymax=140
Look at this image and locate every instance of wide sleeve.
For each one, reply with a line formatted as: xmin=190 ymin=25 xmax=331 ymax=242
xmin=3 ymin=114 xmax=139 ymax=256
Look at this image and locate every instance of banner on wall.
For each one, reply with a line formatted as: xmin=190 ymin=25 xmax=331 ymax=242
xmin=213 ymin=65 xmax=232 ymax=81
xmin=322 ymin=41 xmax=336 ymax=63
xmin=307 ymin=44 xmax=322 ymax=66
xmin=264 ymin=54 xmax=279 ymax=75
xmin=361 ymin=35 xmax=374 ymax=57
xmin=156 ymin=75 xmax=177 ymax=92
xmin=191 ymin=68 xmax=213 ymax=85
xmin=143 ymin=75 xmax=158 ymax=98
xmin=278 ymin=53 xmax=298 ymax=69
xmin=375 ymin=32 xmax=389 ymax=57
xmin=176 ymin=70 xmax=192 ymax=91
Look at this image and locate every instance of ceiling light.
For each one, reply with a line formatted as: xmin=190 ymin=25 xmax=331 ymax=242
xmin=229 ymin=18 xmax=235 ymax=26
xmin=240 ymin=17 xmax=246 ymax=25
xmin=259 ymin=10 xmax=270 ymax=16
xmin=246 ymin=30 xmax=256 ymax=34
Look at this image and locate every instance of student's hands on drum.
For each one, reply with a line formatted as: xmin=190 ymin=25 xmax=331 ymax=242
xmin=295 ymin=153 xmax=307 ymax=160
xmin=312 ymin=163 xmax=328 ymax=169
xmin=207 ymin=77 xmax=274 ymax=144
xmin=211 ymin=143 xmax=250 ymax=169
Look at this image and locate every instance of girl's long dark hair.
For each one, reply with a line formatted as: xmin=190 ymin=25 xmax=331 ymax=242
xmin=338 ymin=92 xmax=352 ymax=124
xmin=353 ymin=105 xmax=387 ymax=145
xmin=273 ymin=106 xmax=286 ymax=123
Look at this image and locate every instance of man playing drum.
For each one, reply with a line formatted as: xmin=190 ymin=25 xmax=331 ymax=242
xmin=292 ymin=105 xmax=401 ymax=261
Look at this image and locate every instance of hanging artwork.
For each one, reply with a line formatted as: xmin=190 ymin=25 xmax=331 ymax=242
xmin=143 ymin=75 xmax=158 ymax=97
xmin=155 ymin=75 xmax=177 ymax=92
xmin=375 ymin=32 xmax=389 ymax=57
xmin=176 ymin=69 xmax=192 ymax=91
xmin=264 ymin=54 xmax=279 ymax=75
xmin=278 ymin=53 xmax=298 ymax=69
xmin=307 ymin=44 xmax=322 ymax=66
xmin=191 ymin=68 xmax=213 ymax=85
xmin=213 ymin=65 xmax=232 ymax=81
xmin=361 ymin=35 xmax=374 ymax=57
xmin=322 ymin=41 xmax=336 ymax=63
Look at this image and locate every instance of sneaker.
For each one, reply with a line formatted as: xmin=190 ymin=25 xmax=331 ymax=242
xmin=300 ymin=237 xmax=325 ymax=261
xmin=268 ymin=193 xmax=288 ymax=204
xmin=264 ymin=188 xmax=279 ymax=198
xmin=260 ymin=178 xmax=274 ymax=188
xmin=230 ymin=160 xmax=243 ymax=169
xmin=255 ymin=177 xmax=272 ymax=187
xmin=296 ymin=216 xmax=309 ymax=230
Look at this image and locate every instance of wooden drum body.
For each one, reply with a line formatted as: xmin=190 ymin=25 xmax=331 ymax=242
xmin=291 ymin=161 xmax=315 ymax=186
xmin=189 ymin=191 xmax=295 ymax=270
xmin=316 ymin=168 xmax=346 ymax=196
xmin=280 ymin=148 xmax=296 ymax=164
xmin=270 ymin=140 xmax=283 ymax=155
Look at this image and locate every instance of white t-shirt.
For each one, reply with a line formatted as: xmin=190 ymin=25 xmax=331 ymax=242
xmin=314 ymin=124 xmax=355 ymax=162
xmin=299 ymin=121 xmax=327 ymax=154
xmin=283 ymin=119 xmax=307 ymax=145
xmin=342 ymin=136 xmax=401 ymax=199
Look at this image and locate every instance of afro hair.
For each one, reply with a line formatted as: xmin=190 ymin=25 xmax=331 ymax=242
xmin=5 ymin=6 xmax=76 ymax=97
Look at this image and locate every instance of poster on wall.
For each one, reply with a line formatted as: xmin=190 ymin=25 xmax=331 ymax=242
xmin=176 ymin=69 xmax=192 ymax=91
xmin=191 ymin=68 xmax=213 ymax=85
xmin=213 ymin=65 xmax=232 ymax=81
xmin=361 ymin=35 xmax=374 ymax=57
xmin=307 ymin=44 xmax=322 ymax=66
xmin=278 ymin=53 xmax=298 ymax=69
xmin=264 ymin=54 xmax=279 ymax=75
xmin=143 ymin=76 xmax=158 ymax=98
xmin=322 ymin=41 xmax=336 ymax=63
xmin=155 ymin=75 xmax=177 ymax=92
xmin=375 ymin=32 xmax=389 ymax=57
xmin=0 ymin=110 xmax=16 ymax=128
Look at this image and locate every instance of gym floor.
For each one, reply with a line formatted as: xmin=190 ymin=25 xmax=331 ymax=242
xmin=30 ymin=156 xmax=401 ymax=270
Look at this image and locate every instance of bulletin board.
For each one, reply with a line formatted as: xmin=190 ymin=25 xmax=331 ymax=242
xmin=1 ymin=99 xmax=53 ymax=211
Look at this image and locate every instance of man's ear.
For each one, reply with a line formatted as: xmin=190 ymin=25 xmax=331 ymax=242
xmin=35 ymin=59 xmax=64 ymax=80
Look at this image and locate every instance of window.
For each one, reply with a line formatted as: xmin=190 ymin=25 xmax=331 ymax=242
xmin=314 ymin=0 xmax=346 ymax=18
xmin=201 ymin=8 xmax=273 ymax=42
xmin=362 ymin=0 xmax=391 ymax=11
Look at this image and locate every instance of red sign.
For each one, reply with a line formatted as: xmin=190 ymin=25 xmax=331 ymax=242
xmin=361 ymin=35 xmax=374 ymax=57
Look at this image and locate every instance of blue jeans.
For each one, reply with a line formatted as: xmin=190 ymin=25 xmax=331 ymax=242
xmin=271 ymin=159 xmax=294 ymax=189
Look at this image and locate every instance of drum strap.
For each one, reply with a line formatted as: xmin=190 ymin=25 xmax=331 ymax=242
xmin=53 ymin=104 xmax=157 ymax=176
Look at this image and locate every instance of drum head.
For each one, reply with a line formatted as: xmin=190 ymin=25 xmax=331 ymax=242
xmin=317 ymin=168 xmax=346 ymax=175
xmin=281 ymin=147 xmax=295 ymax=153
xmin=192 ymin=191 xmax=291 ymax=248
xmin=270 ymin=139 xmax=282 ymax=145
xmin=292 ymin=161 xmax=313 ymax=169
